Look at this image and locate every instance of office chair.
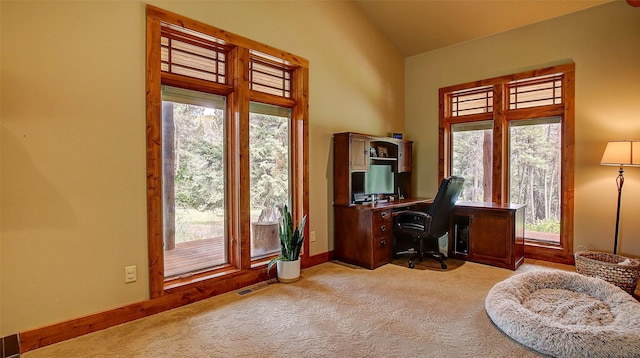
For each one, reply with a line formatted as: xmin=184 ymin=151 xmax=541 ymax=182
xmin=393 ymin=176 xmax=464 ymax=269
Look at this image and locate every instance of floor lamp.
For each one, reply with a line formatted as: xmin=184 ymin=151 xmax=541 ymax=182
xmin=600 ymin=140 xmax=640 ymax=254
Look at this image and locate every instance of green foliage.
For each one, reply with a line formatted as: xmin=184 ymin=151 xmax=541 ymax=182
xmin=452 ymin=121 xmax=562 ymax=229
xmin=249 ymin=113 xmax=289 ymax=210
xmin=526 ymin=218 xmax=560 ymax=234
xmin=452 ymin=128 xmax=491 ymax=202
xmin=172 ymin=103 xmax=225 ymax=212
xmin=170 ymin=104 xmax=289 ymax=214
xmin=267 ymin=205 xmax=307 ymax=278
xmin=166 ymin=102 xmax=290 ymax=246
xmin=509 ymin=122 xmax=561 ymax=226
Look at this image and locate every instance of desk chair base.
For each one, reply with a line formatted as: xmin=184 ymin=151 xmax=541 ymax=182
xmin=394 ymin=248 xmax=448 ymax=269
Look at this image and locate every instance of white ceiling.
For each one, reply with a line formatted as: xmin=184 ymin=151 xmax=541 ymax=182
xmin=354 ymin=0 xmax=614 ymax=57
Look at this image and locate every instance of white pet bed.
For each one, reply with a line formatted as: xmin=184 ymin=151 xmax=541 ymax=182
xmin=485 ymin=271 xmax=640 ymax=357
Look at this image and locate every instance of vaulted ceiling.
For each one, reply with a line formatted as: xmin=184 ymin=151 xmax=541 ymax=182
xmin=354 ymin=0 xmax=614 ymax=57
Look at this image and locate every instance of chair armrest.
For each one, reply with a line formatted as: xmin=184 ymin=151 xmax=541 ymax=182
xmin=396 ymin=210 xmax=427 ymax=218
xmin=395 ymin=211 xmax=433 ymax=236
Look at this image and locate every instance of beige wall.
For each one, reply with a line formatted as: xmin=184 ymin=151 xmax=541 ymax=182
xmin=0 ymin=1 xmax=405 ymax=335
xmin=406 ymin=2 xmax=640 ymax=257
xmin=5 ymin=0 xmax=638 ymax=339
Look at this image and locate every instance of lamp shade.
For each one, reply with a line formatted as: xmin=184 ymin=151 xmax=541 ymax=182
xmin=600 ymin=140 xmax=640 ymax=166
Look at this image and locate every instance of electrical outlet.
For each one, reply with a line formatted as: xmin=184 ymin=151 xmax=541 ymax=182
xmin=125 ymin=265 xmax=137 ymax=284
xmin=310 ymin=231 xmax=316 ymax=242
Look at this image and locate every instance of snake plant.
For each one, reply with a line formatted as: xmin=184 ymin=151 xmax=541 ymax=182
xmin=267 ymin=205 xmax=307 ymax=277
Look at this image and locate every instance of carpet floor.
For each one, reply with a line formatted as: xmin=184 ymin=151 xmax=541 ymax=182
xmin=23 ymin=260 xmax=570 ymax=357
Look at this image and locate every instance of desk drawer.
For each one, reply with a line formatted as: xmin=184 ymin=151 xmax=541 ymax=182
xmin=373 ymin=209 xmax=392 ymax=224
xmin=373 ymin=235 xmax=393 ymax=267
xmin=373 ymin=221 xmax=391 ymax=237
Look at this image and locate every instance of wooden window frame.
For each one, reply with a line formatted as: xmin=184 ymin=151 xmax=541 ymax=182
xmin=439 ymin=64 xmax=575 ymax=264
xmin=146 ymin=5 xmax=309 ymax=298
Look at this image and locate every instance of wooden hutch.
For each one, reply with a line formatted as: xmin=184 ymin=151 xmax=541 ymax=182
xmin=333 ymin=132 xmax=429 ymax=269
xmin=333 ymin=132 xmax=525 ymax=271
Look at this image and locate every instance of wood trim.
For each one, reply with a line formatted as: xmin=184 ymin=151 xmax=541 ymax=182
xmin=146 ymin=5 xmax=308 ymax=69
xmin=445 ymin=112 xmax=493 ymax=124
xmin=249 ymin=89 xmax=297 ymax=108
xmin=300 ymin=67 xmax=310 ymax=260
xmin=492 ymin=83 xmax=505 ymax=204
xmin=161 ymin=73 xmax=234 ymax=97
xmin=288 ymin=59 xmax=310 ymax=258
xmin=237 ymin=47 xmax=252 ymax=271
xmin=303 ymin=251 xmax=333 ymax=268
xmin=226 ymin=47 xmax=241 ymax=271
xmin=439 ymin=63 xmax=575 ymax=94
xmin=504 ymin=105 xmax=565 ymax=121
xmin=146 ymin=13 xmax=165 ymax=299
xmin=19 ymin=256 xmax=330 ymax=353
xmin=524 ymin=244 xmax=575 ymax=265
xmin=563 ymin=66 xmax=576 ymax=255
xmin=438 ymin=88 xmax=447 ymax=180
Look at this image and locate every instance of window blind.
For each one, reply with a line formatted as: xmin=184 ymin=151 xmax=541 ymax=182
xmin=250 ymin=101 xmax=291 ymax=118
xmin=162 ymin=85 xmax=226 ymax=110
xmin=508 ymin=74 xmax=563 ymax=110
xmin=249 ymin=50 xmax=293 ymax=98
xmin=509 ymin=116 xmax=561 ymax=127
xmin=161 ymin=22 xmax=230 ymax=84
xmin=451 ymin=120 xmax=493 ymax=132
xmin=449 ymin=86 xmax=493 ymax=117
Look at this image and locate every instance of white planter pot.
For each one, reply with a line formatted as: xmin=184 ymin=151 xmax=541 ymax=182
xmin=277 ymin=259 xmax=301 ymax=283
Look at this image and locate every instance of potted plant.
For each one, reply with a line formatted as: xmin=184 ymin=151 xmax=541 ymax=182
xmin=267 ymin=205 xmax=307 ymax=283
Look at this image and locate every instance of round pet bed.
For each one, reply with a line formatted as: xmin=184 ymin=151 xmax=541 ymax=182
xmin=485 ymin=271 xmax=640 ymax=358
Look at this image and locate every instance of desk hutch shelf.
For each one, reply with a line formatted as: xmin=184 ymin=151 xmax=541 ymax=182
xmin=333 ymin=132 xmax=525 ymax=271
xmin=333 ymin=132 xmax=421 ymax=269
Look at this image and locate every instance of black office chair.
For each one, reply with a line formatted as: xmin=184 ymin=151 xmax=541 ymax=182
xmin=393 ymin=176 xmax=464 ymax=269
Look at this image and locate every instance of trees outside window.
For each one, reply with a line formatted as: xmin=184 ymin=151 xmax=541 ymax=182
xmin=509 ymin=118 xmax=561 ymax=244
xmin=451 ymin=121 xmax=492 ymax=202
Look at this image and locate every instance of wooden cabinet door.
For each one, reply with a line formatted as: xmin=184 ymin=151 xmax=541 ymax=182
xmin=449 ymin=204 xmax=524 ymax=270
xmin=468 ymin=210 xmax=512 ymax=269
xmin=350 ymin=135 xmax=369 ymax=171
xmin=398 ymin=141 xmax=412 ymax=173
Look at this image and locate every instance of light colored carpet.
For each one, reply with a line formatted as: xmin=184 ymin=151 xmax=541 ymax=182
xmin=24 ymin=260 xmax=564 ymax=357
xmin=486 ymin=270 xmax=640 ymax=358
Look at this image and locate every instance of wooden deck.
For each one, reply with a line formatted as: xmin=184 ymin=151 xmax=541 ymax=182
xmin=164 ymin=237 xmax=226 ymax=278
xmin=527 ymin=231 xmax=560 ymax=244
xmin=164 ymin=236 xmax=279 ymax=277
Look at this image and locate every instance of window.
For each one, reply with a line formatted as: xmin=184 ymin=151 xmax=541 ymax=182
xmin=451 ymin=120 xmax=493 ymax=202
xmin=249 ymin=103 xmax=291 ymax=259
xmin=440 ymin=64 xmax=575 ymax=264
xmin=146 ymin=5 xmax=309 ymax=297
xmin=509 ymin=118 xmax=562 ymax=245
xmin=161 ymin=86 xmax=227 ymax=278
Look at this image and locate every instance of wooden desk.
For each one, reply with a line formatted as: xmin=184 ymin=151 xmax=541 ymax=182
xmin=334 ymin=198 xmax=432 ymax=269
xmin=448 ymin=201 xmax=525 ymax=270
xmin=335 ymin=199 xmax=525 ymax=271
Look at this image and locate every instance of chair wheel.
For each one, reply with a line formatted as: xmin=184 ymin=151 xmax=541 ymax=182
xmin=408 ymin=261 xmax=415 ymax=269
xmin=440 ymin=263 xmax=447 ymax=269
